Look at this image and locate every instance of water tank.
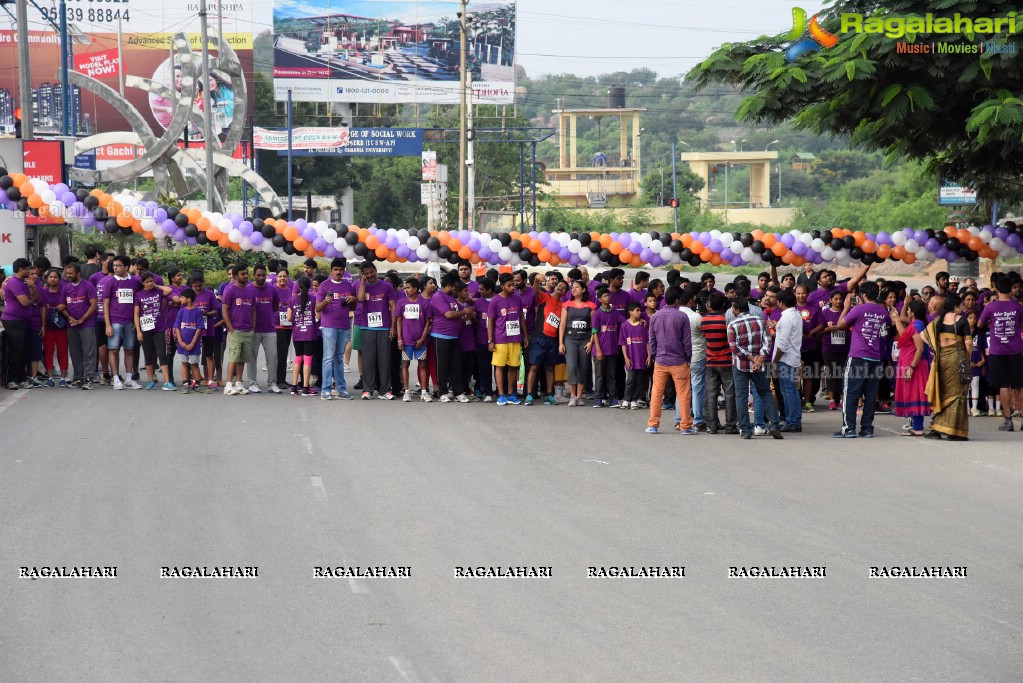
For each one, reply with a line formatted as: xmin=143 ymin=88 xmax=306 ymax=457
xmin=607 ymin=85 xmax=626 ymax=109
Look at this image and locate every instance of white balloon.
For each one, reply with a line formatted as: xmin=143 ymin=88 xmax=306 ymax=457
xmin=651 ymin=240 xmax=663 ymax=252
xmin=904 ymin=239 xmax=919 ymax=253
xmin=261 ymin=240 xmax=274 ymax=253
xmin=821 ymin=246 xmax=836 ymax=261
xmin=415 ymin=245 xmax=430 ymax=260
xmin=989 ymin=237 xmax=1004 ymax=251
xmin=490 ymin=239 xmax=502 ymax=252
xmin=729 ymin=241 xmax=743 ymax=254
xmin=639 ymin=234 xmax=652 ymax=247
xmin=140 ymin=217 xmax=156 ymax=232
xmin=344 ymin=246 xmax=357 ymax=260
xmin=891 ymin=231 xmax=907 ymax=246
xmin=799 ymin=233 xmax=813 ymax=246
xmin=741 ymin=247 xmax=755 ymax=262
xmin=659 ymin=246 xmax=672 ymax=260
xmin=324 ymin=228 xmax=338 ymax=243
xmin=219 ymin=218 xmax=233 ymax=233
xmin=979 ymin=229 xmax=993 ymax=242
xmin=40 ymin=190 xmax=56 ymax=204
xmin=151 ymin=223 xmax=165 ymax=239
xmin=240 ymin=236 xmax=253 ymax=250
xmin=228 ymin=229 xmax=242 ymax=243
xmin=811 ymin=238 xmax=825 ymax=252
xmin=333 ymin=238 xmax=346 ymax=252
xmin=396 ymin=229 xmax=410 ymax=241
xmin=588 ymin=253 xmax=601 ymax=267
xmin=709 ymin=230 xmax=722 ymax=240
xmin=498 ymin=247 xmax=513 ymax=262
xmin=967 ymin=226 xmax=980 ymax=236
xmin=568 ymin=239 xmax=581 ymax=253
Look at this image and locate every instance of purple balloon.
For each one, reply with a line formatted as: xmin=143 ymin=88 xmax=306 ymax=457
xmin=568 ymin=253 xmax=581 ymax=266
xmin=792 ymin=241 xmax=807 ymax=256
xmin=468 ymin=238 xmax=481 ymax=251
xmin=156 ymin=208 xmax=168 ymax=222
xmin=1007 ymin=233 xmax=1021 ymax=249
xmin=162 ymin=219 xmax=176 ymax=232
xmin=250 ymin=232 xmax=264 ymax=246
xmin=558 ymin=247 xmax=571 ymax=260
xmin=385 ymin=235 xmax=399 ymax=249
xmin=53 ymin=183 xmax=69 ymax=195
xmin=478 ymin=246 xmax=492 ymax=260
xmin=303 ymin=226 xmax=318 ymax=242
xmin=618 ymin=233 xmax=631 ymax=248
xmin=640 ymin=248 xmax=654 ymax=263
xmin=322 ymin=244 xmax=336 ymax=257
xmin=875 ymin=231 xmax=890 ymax=245
xmin=780 ymin=234 xmax=794 ymax=249
xmin=995 ymin=227 xmax=1009 ymax=240
xmin=186 ymin=237 xmax=197 ymax=246
xmin=925 ymin=238 xmax=940 ymax=253
xmin=312 ymin=237 xmax=327 ymax=252
xmin=60 ymin=191 xmax=76 ymax=205
xmin=396 ymin=245 xmax=410 ymax=259
xmin=239 ymin=221 xmax=253 ymax=236
xmin=708 ymin=239 xmax=722 ymax=253
xmin=295 ymin=218 xmax=307 ymax=230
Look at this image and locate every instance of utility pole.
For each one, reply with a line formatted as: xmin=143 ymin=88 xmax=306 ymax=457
xmin=287 ymin=89 xmax=293 ymax=221
xmin=199 ymin=0 xmax=218 ymax=212
xmin=466 ymin=73 xmax=475 ymax=230
xmin=16 ymin=0 xmax=33 ymax=139
xmin=457 ymin=0 xmax=468 ymax=230
xmin=59 ymin=0 xmax=70 ymax=135
xmin=671 ymin=142 xmax=678 ymax=231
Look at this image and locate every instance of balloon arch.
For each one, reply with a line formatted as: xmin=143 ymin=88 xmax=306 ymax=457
xmin=2 ymin=170 xmax=1018 ymax=268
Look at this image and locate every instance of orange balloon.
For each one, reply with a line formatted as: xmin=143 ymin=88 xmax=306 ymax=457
xmin=590 ymin=232 xmax=600 ymax=244
xmin=459 ymin=246 xmax=473 ymax=260
xmin=19 ymin=182 xmax=34 ymax=197
xmin=781 ymin=252 xmax=794 ymax=265
xmin=208 ymin=226 xmax=223 ymax=241
xmin=700 ymin=250 xmax=712 ymax=262
xmin=956 ymin=229 xmax=970 ymax=243
xmin=142 ymin=231 xmax=154 ymax=241
xmin=303 ymin=246 xmax=316 ymax=258
xmin=968 ymin=236 xmax=984 ymax=251
xmin=620 ymin=249 xmax=633 ymax=262
xmin=876 ymin=244 xmax=891 ymax=259
xmin=892 ymin=245 xmax=906 ymax=260
xmin=771 ymin=242 xmax=787 ymax=257
xmin=349 ymin=224 xmax=360 ymax=232
xmin=852 ymin=231 xmax=866 ymax=245
xmin=792 ymin=255 xmax=805 ymax=267
xmin=599 ymin=234 xmax=613 ymax=248
xmin=548 ymin=255 xmax=561 ymax=267
xmin=762 ymin=234 xmax=776 ymax=248
xmin=375 ymin=244 xmax=389 ymax=259
xmin=218 ymin=235 xmax=232 ymax=248
xmin=436 ymin=231 xmax=450 ymax=246
xmin=609 ymin=241 xmax=623 ymax=255
xmin=690 ymin=241 xmax=704 ymax=255
xmin=197 ymin=216 xmax=211 ymax=230
xmin=116 ymin=213 xmax=132 ymax=228
xmin=358 ymin=228 xmax=369 ymax=241
xmin=861 ymin=239 xmax=876 ymax=254
xmin=681 ymin=234 xmax=694 ymax=248
xmin=538 ymin=248 xmax=551 ymax=262
xmin=365 ymin=235 xmax=380 ymax=250
xmin=903 ymin=253 xmax=916 ymax=265
xmin=27 ymin=194 xmax=43 ymax=209
xmin=710 ymin=254 xmax=722 ymax=266
xmin=293 ymin=237 xmax=310 ymax=252
xmin=751 ymin=230 xmax=764 ymax=240
xmin=283 ymin=226 xmax=298 ymax=242
xmin=944 ymin=225 xmax=957 ymax=237
xmin=448 ymin=238 xmax=462 ymax=251
xmin=631 ymin=254 xmax=643 ymax=267
xmin=386 ymin=249 xmax=398 ymax=263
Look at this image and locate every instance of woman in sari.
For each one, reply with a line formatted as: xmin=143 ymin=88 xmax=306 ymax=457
xmin=922 ymin=293 xmax=972 ymax=441
xmin=890 ymin=300 xmax=931 ymax=436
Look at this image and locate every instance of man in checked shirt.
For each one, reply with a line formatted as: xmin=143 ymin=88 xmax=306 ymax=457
xmin=727 ymin=297 xmax=784 ymax=440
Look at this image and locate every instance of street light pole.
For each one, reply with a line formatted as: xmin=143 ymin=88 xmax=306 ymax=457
xmin=16 ymin=0 xmax=33 ymax=139
xmin=457 ymin=0 xmax=468 ymax=230
xmin=199 ymin=0 xmax=217 ymax=212
xmin=671 ymin=141 xmax=677 ymax=231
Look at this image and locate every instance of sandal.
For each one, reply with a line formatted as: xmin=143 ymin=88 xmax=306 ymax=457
xmin=900 ymin=430 xmax=924 ymax=437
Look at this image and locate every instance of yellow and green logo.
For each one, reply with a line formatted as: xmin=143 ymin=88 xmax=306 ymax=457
xmin=785 ymin=7 xmax=839 ymax=62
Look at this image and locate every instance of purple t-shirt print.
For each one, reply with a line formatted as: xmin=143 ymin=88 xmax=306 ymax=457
xmin=844 ymin=302 xmax=889 ymax=360
xmin=317 ymin=278 xmax=354 ymax=330
xmin=978 ymin=299 xmax=1023 ymax=355
xmin=134 ymin=288 xmax=167 ymax=332
xmin=222 ymin=283 xmax=256 ymax=332
xmin=618 ymin=321 xmax=648 ymax=368
xmin=357 ymin=280 xmax=396 ymax=330
xmin=489 ymin=293 xmax=524 ymax=344
xmin=591 ymin=307 xmax=622 ymax=356
xmin=63 ymin=279 xmax=97 ymax=327
xmin=103 ymin=275 xmax=141 ymax=324
xmin=430 ymin=290 xmax=461 ymax=338
xmin=398 ymin=296 xmax=431 ymax=346
xmin=248 ymin=282 xmax=282 ymax=333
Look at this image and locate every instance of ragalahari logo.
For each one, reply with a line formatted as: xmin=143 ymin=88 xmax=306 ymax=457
xmin=785 ymin=7 xmax=839 ymax=62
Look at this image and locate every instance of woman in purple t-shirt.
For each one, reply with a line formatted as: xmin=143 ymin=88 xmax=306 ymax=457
xmin=40 ymin=268 xmax=70 ymax=385
xmin=818 ymin=290 xmax=849 ymax=410
xmin=288 ymin=276 xmax=318 ymax=395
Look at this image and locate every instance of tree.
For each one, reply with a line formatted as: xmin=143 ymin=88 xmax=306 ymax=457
xmin=639 ymin=162 xmax=704 ymax=206
xmin=688 ymin=0 xmax=1023 ymax=203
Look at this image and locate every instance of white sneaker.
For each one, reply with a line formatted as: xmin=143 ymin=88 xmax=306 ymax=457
xmin=483 ymin=395 xmax=493 ymax=403
xmin=261 ymin=364 xmax=267 ymax=372
xmin=248 ymin=382 xmax=261 ymax=394
xmin=754 ymin=426 xmax=768 ymax=436
xmin=112 ymin=376 xmax=124 ymax=390
xmin=456 ymin=393 xmax=470 ymax=403
xmin=970 ymin=408 xmax=981 ymax=417
xmin=124 ymin=379 xmax=142 ymax=390
xmin=234 ymin=382 xmax=249 ymax=395
xmin=421 ymin=390 xmax=433 ymax=403
xmin=621 ymin=401 xmax=632 ymax=409
xmin=224 ymin=384 xmax=238 ymax=395
xmin=343 ymin=364 xmax=351 ymax=374
xmin=268 ymin=384 xmax=282 ymax=394
xmin=440 ymin=394 xmax=451 ymax=403
xmin=403 ymin=390 xmax=412 ymax=402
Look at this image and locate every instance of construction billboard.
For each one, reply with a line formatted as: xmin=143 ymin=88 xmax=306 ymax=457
xmin=272 ymin=0 xmax=515 ymax=104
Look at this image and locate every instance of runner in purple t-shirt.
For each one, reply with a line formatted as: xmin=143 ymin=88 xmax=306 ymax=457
xmin=396 ymin=277 xmax=433 ymax=402
xmin=832 ymin=282 xmax=888 ymax=438
xmin=221 ymin=264 xmax=257 ymax=395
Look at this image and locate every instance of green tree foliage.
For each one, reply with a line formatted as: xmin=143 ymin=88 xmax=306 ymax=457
xmin=639 ymin=162 xmax=705 ymax=206
xmin=688 ymin=0 xmax=1023 ymax=202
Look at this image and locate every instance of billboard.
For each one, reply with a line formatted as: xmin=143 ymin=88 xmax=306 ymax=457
xmin=0 ymin=5 xmax=256 ymax=140
xmin=272 ymin=0 xmax=516 ymax=104
xmin=0 ymin=140 xmax=25 ymax=267
xmin=271 ymin=128 xmax=424 ymax=156
xmin=23 ymin=140 xmax=65 ymax=226
xmin=939 ymin=180 xmax=978 ymax=206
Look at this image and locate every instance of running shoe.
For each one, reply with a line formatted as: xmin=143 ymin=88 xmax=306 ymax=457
xmin=235 ymin=383 xmax=249 ymax=395
xmin=832 ymin=428 xmax=857 ymax=438
xmin=291 ymin=386 xmax=302 ymax=396
xmin=224 ymin=384 xmax=238 ymax=395
xmin=337 ymin=391 xmax=353 ymax=400
xmin=82 ymin=380 xmax=93 ymax=391
xmin=145 ymin=381 xmax=157 ymax=390
xmin=483 ymin=395 xmax=493 ymax=403
xmin=609 ymin=399 xmax=620 ymax=408
xmin=506 ymin=394 xmax=521 ymax=405
xmin=440 ymin=393 xmax=451 ymax=403
xmin=679 ymin=427 xmax=699 ymax=435
xmin=593 ymin=399 xmax=604 ymax=408
xmin=59 ymin=379 xmax=70 ymax=388
xmin=46 ymin=378 xmax=55 ymax=388
xmin=421 ymin=391 xmax=433 ymax=403
xmin=162 ymin=382 xmax=176 ymax=391
xmin=248 ymin=382 xmax=261 ymax=394
xmin=496 ymin=395 xmax=508 ymax=406
xmin=303 ymin=387 xmax=316 ymax=396
xmin=544 ymin=395 xmax=557 ymax=406
xmin=645 ymin=426 xmax=659 ymax=434
xmin=380 ymin=392 xmax=395 ymax=400
xmin=181 ymin=384 xmax=191 ymax=395
xmin=362 ymin=391 xmax=372 ymax=400
xmin=456 ymin=394 xmax=471 ymax=403
xmin=525 ymin=394 xmax=534 ymax=406
xmin=803 ymin=401 xmax=815 ymax=413
xmin=753 ymin=426 xmax=767 ymax=436
xmin=403 ymin=390 xmax=412 ymax=402
xmin=268 ymin=384 xmax=282 ymax=394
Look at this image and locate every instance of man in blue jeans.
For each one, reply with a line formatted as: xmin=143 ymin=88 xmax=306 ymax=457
xmin=315 ymin=258 xmax=355 ymax=400
xmin=830 ymin=281 xmax=887 ymax=438
xmin=727 ymin=298 xmax=783 ymax=440
xmin=773 ymin=289 xmax=804 ymax=431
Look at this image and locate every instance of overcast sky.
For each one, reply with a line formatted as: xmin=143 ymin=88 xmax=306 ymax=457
xmin=514 ymin=0 xmax=828 ymax=78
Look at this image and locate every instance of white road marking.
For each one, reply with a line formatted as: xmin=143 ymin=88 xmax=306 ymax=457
xmin=704 ymin=492 xmax=716 ymax=495
xmin=582 ymin=459 xmax=609 ymax=464
xmin=310 ymin=476 xmax=327 ymax=503
xmin=389 ymin=656 xmax=432 ymax=683
xmin=0 ymin=390 xmax=23 ymax=416
xmin=302 ymin=437 xmax=314 ymax=455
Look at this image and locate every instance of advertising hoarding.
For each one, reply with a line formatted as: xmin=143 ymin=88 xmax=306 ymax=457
xmin=272 ymin=128 xmax=423 ymax=156
xmin=939 ymin=180 xmax=978 ymax=206
xmin=23 ymin=140 xmax=65 ymax=226
xmin=272 ymin=0 xmax=515 ymax=104
xmin=0 ymin=140 xmax=26 ymax=267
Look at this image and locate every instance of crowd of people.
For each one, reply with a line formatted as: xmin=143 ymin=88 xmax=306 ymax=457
xmin=2 ymin=247 xmax=1022 ymax=441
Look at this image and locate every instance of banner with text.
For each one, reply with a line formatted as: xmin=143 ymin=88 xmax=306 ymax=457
xmin=254 ymin=127 xmax=351 ymax=151
xmin=73 ymin=49 xmax=120 ymax=79
xmin=274 ymin=128 xmax=423 ymax=157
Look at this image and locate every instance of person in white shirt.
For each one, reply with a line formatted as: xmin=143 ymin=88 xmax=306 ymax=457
xmin=676 ymin=284 xmax=707 ymax=430
xmin=773 ymin=289 xmax=804 ymax=432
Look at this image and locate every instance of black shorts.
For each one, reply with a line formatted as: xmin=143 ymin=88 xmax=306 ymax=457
xmin=986 ymin=354 xmax=1023 ymax=390
xmin=293 ymin=340 xmax=315 ymax=356
xmin=95 ymin=324 xmax=107 ymax=348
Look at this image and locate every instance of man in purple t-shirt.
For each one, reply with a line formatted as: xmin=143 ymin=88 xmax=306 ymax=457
xmin=1 ymin=258 xmax=40 ymax=388
xmin=356 ymin=261 xmax=397 ymax=399
xmin=315 ymin=257 xmax=356 ymax=400
xmin=978 ymin=274 xmax=1023 ymax=430
xmin=247 ymin=264 xmax=283 ymax=394
xmin=807 ymin=264 xmax=871 ymax=309
xmin=831 ymin=281 xmax=888 ymax=438
xmin=61 ymin=262 xmax=98 ymax=388
xmin=102 ymin=254 xmax=143 ymax=389
xmin=221 ymin=264 xmax=256 ymax=395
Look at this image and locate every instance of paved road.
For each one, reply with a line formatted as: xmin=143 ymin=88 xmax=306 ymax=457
xmin=2 ymin=385 xmax=1022 ymax=681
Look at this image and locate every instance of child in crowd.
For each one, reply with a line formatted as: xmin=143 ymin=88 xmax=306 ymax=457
xmin=619 ymin=302 xmax=649 ymax=409
xmin=289 ymin=276 xmax=318 ymax=395
xmin=456 ymin=282 xmax=478 ymax=399
xmin=474 ymin=279 xmax=497 ymax=402
xmin=396 ymin=277 xmax=432 ymax=402
xmin=488 ymin=273 xmax=527 ymax=405
xmin=591 ymin=286 xmax=623 ymax=408
xmin=173 ymin=288 xmax=206 ymax=394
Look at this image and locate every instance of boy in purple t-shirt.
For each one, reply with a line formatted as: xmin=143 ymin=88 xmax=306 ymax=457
xmin=590 ymin=286 xmax=623 ymax=407
xmin=395 ymin=277 xmax=433 ymax=402
xmin=487 ymin=273 xmax=528 ymax=405
xmin=221 ymin=264 xmax=257 ymax=395
xmin=619 ymin=302 xmax=650 ymax=409
xmin=102 ymin=254 xmax=143 ymax=389
xmin=832 ymin=282 xmax=888 ymax=438
xmin=174 ymin=288 xmax=207 ymax=394
xmin=474 ymin=279 xmax=497 ymax=401
xmin=978 ymin=274 xmax=1023 ymax=430
xmin=355 ymin=261 xmax=397 ymax=399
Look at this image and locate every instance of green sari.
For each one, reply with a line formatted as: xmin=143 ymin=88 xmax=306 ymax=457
xmin=922 ymin=318 xmax=970 ymax=438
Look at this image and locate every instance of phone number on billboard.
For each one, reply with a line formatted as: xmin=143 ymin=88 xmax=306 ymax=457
xmin=40 ymin=5 xmax=130 ymax=24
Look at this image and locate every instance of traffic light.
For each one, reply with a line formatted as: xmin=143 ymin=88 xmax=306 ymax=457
xmin=668 ymin=197 xmax=679 ymax=208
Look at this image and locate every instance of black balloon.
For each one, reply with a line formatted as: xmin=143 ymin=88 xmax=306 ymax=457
xmin=957 ymin=245 xmax=971 ymax=257
xmin=569 ymin=232 xmax=579 ymax=242
xmin=283 ymin=243 xmax=296 ymax=256
xmin=166 ymin=206 xmax=179 ymax=219
xmin=6 ymin=186 xmax=20 ymax=202
xmin=75 ymin=189 xmax=90 ymax=201
xmin=821 ymin=230 xmax=832 ymax=243
xmin=680 ymin=248 xmax=692 ymax=261
xmin=17 ymin=198 xmax=28 ymax=212
xmin=607 ymin=255 xmax=621 ymax=268
xmin=752 ymin=240 xmax=766 ymax=254
xmin=261 ymin=224 xmax=276 ymax=238
xmin=842 ymin=236 xmax=855 ymax=249
xmin=354 ymin=243 xmax=368 ymax=257
xmin=104 ymin=218 xmax=119 ymax=233
xmin=448 ymin=254 xmax=461 ymax=265
xmin=93 ymin=207 xmax=107 ymax=221
xmin=196 ymin=232 xmax=210 ymax=245
xmin=0 ymin=168 xmax=7 ymax=179
xmin=830 ymin=238 xmax=844 ymax=251
xmin=935 ymin=233 xmax=948 ymax=245
xmin=850 ymin=247 xmax=864 ymax=260
xmin=426 ymin=236 xmax=440 ymax=250
xmin=965 ymin=249 xmax=978 ymax=261
xmin=689 ymin=255 xmax=702 ymax=267
xmin=740 ymin=234 xmax=753 ymax=247
xmin=810 ymin=230 xmax=821 ymax=239
xmin=509 ymin=239 xmax=522 ymax=253
xmin=345 ymin=231 xmax=359 ymax=245
xmin=119 ymin=226 xmax=133 ymax=236
xmin=579 ymin=233 xmax=591 ymax=247
xmin=272 ymin=234 xmax=286 ymax=248
xmin=946 ymin=238 xmax=959 ymax=250
xmin=529 ymin=255 xmax=541 ymax=267
xmin=252 ymin=218 xmax=263 ymax=231
xmin=438 ymin=246 xmax=452 ymax=259
xmin=669 ymin=239 xmax=683 ymax=253
xmin=498 ymin=233 xmax=512 ymax=246
xmin=599 ymin=248 xmax=612 ymax=262
xmin=174 ymin=213 xmax=189 ymax=228
xmin=417 ymin=229 xmax=430 ymax=242
xmin=84 ymin=195 xmax=99 ymax=208
xmin=184 ymin=224 xmax=199 ymax=237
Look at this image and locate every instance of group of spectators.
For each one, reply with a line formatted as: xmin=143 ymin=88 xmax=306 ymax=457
xmin=3 ymin=247 xmax=1021 ymax=441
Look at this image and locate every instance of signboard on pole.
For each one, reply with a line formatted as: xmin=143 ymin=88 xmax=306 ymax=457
xmin=422 ymin=150 xmax=437 ymax=181
xmin=271 ymin=0 xmax=516 ymax=104
xmin=23 ymin=140 xmax=65 ymax=226
xmin=254 ymin=127 xmax=351 ymax=151
xmin=74 ymin=49 xmax=121 ymax=79
xmin=274 ymin=128 xmax=424 ymax=157
xmin=939 ymin=180 xmax=978 ymax=206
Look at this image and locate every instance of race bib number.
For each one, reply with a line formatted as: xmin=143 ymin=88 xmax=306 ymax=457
xmin=404 ymin=304 xmax=420 ymax=320
xmin=278 ymin=311 xmax=291 ymax=327
xmin=830 ymin=330 xmax=846 ymax=345
xmin=368 ymin=312 xmax=383 ymax=328
xmin=546 ymin=312 xmax=561 ymax=329
xmin=505 ymin=318 xmax=520 ymax=336
xmin=117 ymin=289 xmax=133 ymax=304
xmin=571 ymin=319 xmax=587 ymax=330
xmin=139 ymin=314 xmax=156 ymax=332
